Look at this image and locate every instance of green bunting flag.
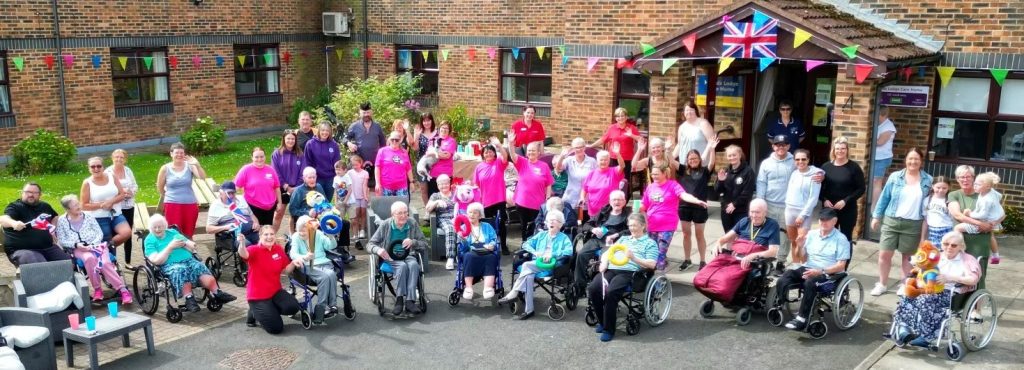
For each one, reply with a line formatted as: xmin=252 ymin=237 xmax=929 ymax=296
xmin=840 ymin=45 xmax=859 ymax=59
xmin=558 ymin=45 xmax=565 ymax=56
xmin=641 ymin=43 xmax=656 ymax=57
xmin=661 ymin=58 xmax=678 ymax=74
xmin=264 ymin=53 xmax=273 ymax=66
xmin=12 ymin=57 xmax=24 ymax=71
xmin=353 ymin=48 xmax=360 ymax=58
xmin=991 ymin=69 xmax=1009 ymax=85
xmin=142 ymin=56 xmax=153 ymax=70
xmin=441 ymin=50 xmax=449 ymax=61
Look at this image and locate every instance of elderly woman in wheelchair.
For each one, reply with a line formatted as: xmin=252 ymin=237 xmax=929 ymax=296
xmin=54 ymin=194 xmax=132 ymax=304
xmin=288 ymin=215 xmax=341 ymax=325
xmin=587 ymin=213 xmax=659 ymax=342
xmin=498 ymin=209 xmax=573 ymax=320
xmin=368 ymin=201 xmax=428 ymax=317
xmin=452 ymin=202 xmax=503 ymax=303
xmin=886 ymin=231 xmax=995 ymax=361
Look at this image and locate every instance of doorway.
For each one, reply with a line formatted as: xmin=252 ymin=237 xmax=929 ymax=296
xmin=755 ymin=62 xmax=838 ymax=165
xmin=695 ymin=63 xmax=756 ymax=162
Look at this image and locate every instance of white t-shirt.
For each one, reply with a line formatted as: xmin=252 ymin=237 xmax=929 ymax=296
xmin=972 ymin=190 xmax=1005 ymax=223
xmin=875 ymin=118 xmax=897 ymax=160
xmin=924 ymin=196 xmax=954 ymax=228
xmin=345 ymin=169 xmax=370 ymax=203
xmin=207 ymin=196 xmax=252 ymax=227
xmin=894 ymin=184 xmax=924 ymax=220
xmin=333 ymin=174 xmax=352 ymax=205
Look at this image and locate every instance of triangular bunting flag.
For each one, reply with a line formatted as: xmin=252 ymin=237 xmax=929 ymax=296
xmin=336 ymin=49 xmax=344 ymax=61
xmin=169 ymin=56 xmax=179 ymax=69
xmin=215 ymin=55 xmax=224 ymax=67
xmin=718 ymin=57 xmax=735 ymax=74
xmin=640 ymin=43 xmax=656 ymax=57
xmin=421 ymin=50 xmax=429 ymax=61
xmin=440 ymin=50 xmax=449 ymax=61
xmin=759 ymin=57 xmax=775 ymax=72
xmin=91 ymin=55 xmax=101 ymax=69
xmin=918 ymin=66 xmax=925 ymax=78
xmin=561 ymin=55 xmax=570 ymax=67
xmin=365 ymin=49 xmax=373 ymax=59
xmin=586 ymin=57 xmax=600 ymax=72
xmin=117 ymin=56 xmax=128 ymax=71
xmin=282 ymin=51 xmax=291 ymax=64
xmin=467 ymin=48 xmax=476 ymax=61
xmin=237 ymin=55 xmax=246 ymax=66
xmin=44 ymin=55 xmax=55 ymax=69
xmin=512 ymin=48 xmax=520 ymax=60
xmin=63 ymin=55 xmax=74 ymax=68
xmin=487 ymin=48 xmax=497 ymax=61
xmin=753 ymin=10 xmax=771 ymax=28
xmin=143 ymin=56 xmax=154 ymax=70
xmin=558 ymin=45 xmax=565 ymax=56
xmin=840 ymin=45 xmax=859 ymax=59
xmin=616 ymin=58 xmax=634 ymax=69
xmin=536 ymin=46 xmax=546 ymax=59
xmin=191 ymin=56 xmax=201 ymax=68
xmin=352 ymin=48 xmax=360 ymax=58
xmin=12 ymin=57 xmax=24 ymax=72
xmin=936 ymin=66 xmax=955 ymax=87
xmin=382 ymin=49 xmax=392 ymax=59
xmin=794 ymin=28 xmax=812 ymax=48
xmin=805 ymin=60 xmax=825 ymax=72
xmin=855 ymin=64 xmax=873 ymax=84
xmin=901 ymin=67 xmax=912 ymax=82
xmin=991 ymin=69 xmax=1009 ymax=86
xmin=720 ymin=14 xmax=732 ymax=24
xmin=263 ymin=53 xmax=273 ymax=66
xmin=661 ymin=58 xmax=678 ymax=74
xmin=682 ymin=34 xmax=697 ymax=54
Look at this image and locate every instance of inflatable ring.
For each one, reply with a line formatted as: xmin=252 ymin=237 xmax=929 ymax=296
xmin=454 ymin=214 xmax=472 ymax=238
xmin=319 ymin=214 xmax=344 ymax=235
xmin=387 ymin=239 xmax=410 ymax=261
xmin=535 ymin=255 xmax=557 ymax=270
xmin=608 ymin=244 xmax=630 ymax=266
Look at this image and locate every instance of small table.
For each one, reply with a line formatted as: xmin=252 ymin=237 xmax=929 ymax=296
xmin=62 ymin=311 xmax=155 ymax=370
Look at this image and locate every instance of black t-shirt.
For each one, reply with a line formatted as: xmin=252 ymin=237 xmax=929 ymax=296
xmin=678 ymin=167 xmax=712 ymax=206
xmin=820 ymin=160 xmax=866 ymax=204
xmin=3 ymin=200 xmax=58 ymax=253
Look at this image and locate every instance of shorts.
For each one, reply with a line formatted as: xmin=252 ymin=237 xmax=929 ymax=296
xmin=382 ymin=188 xmax=409 ymax=197
xmin=879 ymin=217 xmax=923 ymax=254
xmin=784 ymin=207 xmax=811 ymax=231
xmin=927 ymin=226 xmax=952 ymax=247
xmin=280 ymin=187 xmax=292 ymax=206
xmin=678 ymin=206 xmax=709 ymax=223
xmin=351 ymin=199 xmax=368 ymax=208
xmin=872 ymin=157 xmax=893 ymax=179
xmin=95 ymin=214 xmax=129 ymax=242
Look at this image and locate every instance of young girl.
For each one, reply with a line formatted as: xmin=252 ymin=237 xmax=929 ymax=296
xmin=954 ymin=172 xmax=1004 ymax=239
xmin=345 ymin=154 xmax=371 ymax=239
xmin=921 ymin=176 xmax=953 ymax=247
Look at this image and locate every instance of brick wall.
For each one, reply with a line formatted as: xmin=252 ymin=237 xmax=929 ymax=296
xmin=847 ymin=0 xmax=1024 ymax=53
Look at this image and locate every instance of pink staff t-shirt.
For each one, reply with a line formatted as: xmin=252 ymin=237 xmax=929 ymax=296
xmin=513 ymin=156 xmax=553 ymax=210
xmin=474 ymin=159 xmax=508 ymax=207
xmin=375 ymin=146 xmax=411 ymax=191
xmin=583 ymin=167 xmax=624 ymax=217
xmin=234 ymin=164 xmax=281 ymax=210
xmin=430 ymin=136 xmax=458 ymax=178
xmin=642 ymin=179 xmax=685 ymax=232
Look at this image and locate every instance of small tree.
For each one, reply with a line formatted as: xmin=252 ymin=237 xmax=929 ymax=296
xmin=438 ymin=104 xmax=484 ymax=143
xmin=180 ymin=116 xmax=226 ymax=155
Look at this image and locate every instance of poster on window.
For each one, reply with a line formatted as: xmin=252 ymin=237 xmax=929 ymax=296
xmin=937 ymin=118 xmax=955 ymax=139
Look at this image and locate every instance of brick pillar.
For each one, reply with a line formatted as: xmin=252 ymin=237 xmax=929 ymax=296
xmin=832 ymin=67 xmax=877 ymax=239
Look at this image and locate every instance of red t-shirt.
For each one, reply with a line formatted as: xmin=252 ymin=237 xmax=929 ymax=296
xmin=244 ymin=244 xmax=290 ymax=301
xmin=601 ymin=122 xmax=639 ymax=160
xmin=511 ymin=119 xmax=546 ymax=147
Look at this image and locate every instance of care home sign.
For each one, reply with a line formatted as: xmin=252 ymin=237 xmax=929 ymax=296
xmin=880 ymin=85 xmax=930 ymax=108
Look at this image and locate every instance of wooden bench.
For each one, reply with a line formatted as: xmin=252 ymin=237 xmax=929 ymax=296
xmin=135 ymin=176 xmax=216 ymax=241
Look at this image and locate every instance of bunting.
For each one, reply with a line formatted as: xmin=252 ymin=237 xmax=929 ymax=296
xmin=237 ymin=55 xmax=246 ymax=67
xmin=718 ymin=57 xmax=734 ymax=74
xmin=263 ymin=53 xmax=273 ymax=66
xmin=661 ymin=58 xmax=678 ymax=74
xmin=63 ymin=55 xmax=74 ymax=68
xmin=752 ymin=10 xmax=770 ymax=28
xmin=682 ymin=34 xmax=697 ymax=54
xmin=936 ymin=66 xmax=955 ymax=87
xmin=440 ymin=50 xmax=449 ymax=61
xmin=215 ymin=55 xmax=224 ymax=67
xmin=640 ymin=43 xmax=656 ymax=57
xmin=336 ymin=49 xmax=344 ymax=61
xmin=117 ymin=56 xmax=128 ymax=71
xmin=793 ymin=28 xmax=812 ymax=48
xmin=91 ymin=55 xmax=101 ymax=69
xmin=352 ymin=48 xmax=360 ymax=58
xmin=562 ymin=55 xmax=570 ymax=67
xmin=840 ymin=45 xmax=859 ymax=59
xmin=169 ymin=56 xmax=179 ymax=69
xmin=586 ymin=57 xmax=599 ymax=72
xmin=487 ymin=48 xmax=497 ymax=61
xmin=382 ymin=49 xmax=392 ymax=59
xmin=365 ymin=49 xmax=373 ymax=59
xmin=422 ymin=50 xmax=430 ymax=61
xmin=759 ymin=57 xmax=775 ymax=72
xmin=282 ymin=51 xmax=291 ymax=64
xmin=536 ymin=46 xmax=546 ymax=59
xmin=512 ymin=48 xmax=520 ymax=60
xmin=855 ymin=64 xmax=873 ymax=84
xmin=191 ymin=56 xmax=202 ymax=68
xmin=991 ymin=69 xmax=1009 ymax=85
xmin=143 ymin=56 xmax=154 ymax=70
xmin=805 ymin=60 xmax=825 ymax=72
xmin=12 ymin=57 xmax=24 ymax=72
xmin=467 ymin=48 xmax=476 ymax=61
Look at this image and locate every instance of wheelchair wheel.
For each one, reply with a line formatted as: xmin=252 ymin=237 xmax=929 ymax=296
xmin=699 ymin=300 xmax=715 ymax=318
xmin=300 ymin=310 xmax=313 ymax=330
xmin=547 ymin=304 xmax=566 ymax=321
xmin=232 ymin=260 xmax=248 ymax=287
xmin=448 ymin=291 xmax=461 ymax=307
xmin=946 ymin=339 xmax=965 ymax=361
xmin=644 ymin=276 xmax=672 ymax=327
xmin=565 ymin=285 xmax=579 ymax=311
xmin=626 ymin=318 xmax=641 ymax=336
xmin=166 ymin=307 xmax=183 ymax=323
xmin=205 ymin=257 xmax=221 ymax=280
xmin=344 ymin=305 xmax=357 ymax=321
xmin=133 ymin=266 xmax=160 ymax=315
xmin=585 ymin=307 xmax=599 ymax=327
xmin=368 ymin=256 xmax=379 ymax=301
xmin=961 ymin=289 xmax=997 ymax=351
xmin=735 ymin=307 xmax=752 ymax=326
xmin=416 ymin=276 xmax=428 ymax=314
xmin=766 ymin=308 xmax=785 ymax=327
xmin=509 ymin=296 xmax=524 ymax=315
xmin=807 ymin=320 xmax=828 ymax=339
xmin=207 ymin=296 xmax=223 ymax=312
xmin=831 ymin=276 xmax=864 ymax=331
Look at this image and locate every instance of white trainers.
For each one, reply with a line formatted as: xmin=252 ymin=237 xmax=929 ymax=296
xmin=895 ymin=284 xmax=906 ymax=297
xmin=446 ymin=258 xmax=455 ymax=270
xmin=482 ymin=287 xmax=495 ymax=299
xmin=462 ymin=288 xmax=474 ymax=300
xmin=870 ymin=283 xmax=887 ymax=296
xmin=357 ymin=230 xmax=366 ymax=239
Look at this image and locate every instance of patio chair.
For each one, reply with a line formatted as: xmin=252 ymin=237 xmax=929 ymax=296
xmin=14 ymin=260 xmax=91 ymax=343
xmin=0 ymin=307 xmax=57 ymax=370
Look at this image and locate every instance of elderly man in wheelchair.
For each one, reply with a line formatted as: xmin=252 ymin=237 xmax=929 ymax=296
xmin=367 ymin=201 xmax=428 ymax=317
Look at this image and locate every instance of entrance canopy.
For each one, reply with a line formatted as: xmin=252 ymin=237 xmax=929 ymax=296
xmin=633 ymin=0 xmax=940 ymax=76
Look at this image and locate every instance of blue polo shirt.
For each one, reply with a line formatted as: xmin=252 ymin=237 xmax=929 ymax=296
xmin=766 ymin=117 xmax=805 ymax=153
xmin=731 ymin=216 xmax=781 ymax=247
xmin=801 ymin=228 xmax=851 ymax=270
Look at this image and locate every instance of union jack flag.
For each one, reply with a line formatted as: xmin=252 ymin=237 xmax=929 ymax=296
xmin=721 ymin=20 xmax=778 ymax=58
xmin=227 ymin=198 xmax=249 ymax=227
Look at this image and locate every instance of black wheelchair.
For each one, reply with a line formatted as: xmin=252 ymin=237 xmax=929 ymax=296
xmin=506 ymin=251 xmax=575 ymax=320
xmin=204 ymin=229 xmax=257 ymax=288
xmin=367 ymin=241 xmax=427 ymax=318
xmin=447 ymin=217 xmax=506 ymax=307
xmin=132 ymin=226 xmax=223 ymax=323
xmin=697 ymin=255 xmax=777 ymax=326
xmin=66 ymin=243 xmax=126 ymax=301
xmin=884 ymin=287 xmax=997 ymax=361
xmin=767 ymin=272 xmax=864 ymax=339
xmin=584 ymin=269 xmax=673 ymax=335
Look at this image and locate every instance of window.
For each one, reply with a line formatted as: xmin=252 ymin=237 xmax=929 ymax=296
xmin=234 ymin=44 xmax=280 ymax=97
xmin=395 ymin=45 xmax=438 ymax=98
xmin=111 ymin=48 xmax=170 ymax=106
xmin=0 ymin=51 xmax=10 ymax=115
xmin=500 ymin=49 xmax=551 ymax=105
xmin=616 ymin=68 xmax=650 ymax=127
xmin=930 ymin=71 xmax=1024 ymax=165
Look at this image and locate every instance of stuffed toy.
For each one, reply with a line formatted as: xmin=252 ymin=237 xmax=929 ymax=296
xmin=453 ymin=183 xmax=480 ymax=214
xmin=904 ymin=241 xmax=945 ymax=298
xmin=305 ymin=191 xmax=344 ymax=234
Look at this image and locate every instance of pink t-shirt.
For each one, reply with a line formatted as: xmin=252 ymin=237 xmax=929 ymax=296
xmin=474 ymin=159 xmax=508 ymax=207
xmin=430 ymin=136 xmax=458 ymax=178
xmin=375 ymin=146 xmax=411 ymax=191
xmin=642 ymin=180 xmax=685 ymax=232
xmin=513 ymin=156 xmax=553 ymax=210
xmin=345 ymin=169 xmax=369 ymax=201
xmin=234 ymin=164 xmax=280 ymax=210
xmin=583 ymin=167 xmax=624 ymax=217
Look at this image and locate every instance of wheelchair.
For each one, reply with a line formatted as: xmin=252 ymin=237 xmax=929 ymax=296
xmin=204 ymin=229 xmax=257 ymax=288
xmin=447 ymin=219 xmax=506 ymax=308
xmin=66 ymin=243 xmax=126 ymax=301
xmin=584 ymin=269 xmax=673 ymax=335
xmin=506 ymin=251 xmax=575 ymax=320
xmin=884 ymin=288 xmax=997 ymax=361
xmin=767 ymin=272 xmax=864 ymax=339
xmin=367 ymin=244 xmax=427 ymax=318
xmin=697 ymin=256 xmax=777 ymax=326
xmin=287 ymin=258 xmax=357 ymax=329
xmin=132 ymin=255 xmax=221 ymax=323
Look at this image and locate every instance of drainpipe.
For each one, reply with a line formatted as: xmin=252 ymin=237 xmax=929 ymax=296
xmin=362 ymin=0 xmax=369 ymax=79
xmin=51 ymin=0 xmax=69 ymax=137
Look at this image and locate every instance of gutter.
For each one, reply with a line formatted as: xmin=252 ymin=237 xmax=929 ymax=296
xmin=51 ymin=0 xmax=69 ymax=137
xmin=362 ymin=0 xmax=369 ymax=78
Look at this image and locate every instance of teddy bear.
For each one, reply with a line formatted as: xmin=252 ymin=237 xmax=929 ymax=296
xmin=903 ymin=241 xmax=945 ymax=298
xmin=453 ymin=183 xmax=480 ymax=215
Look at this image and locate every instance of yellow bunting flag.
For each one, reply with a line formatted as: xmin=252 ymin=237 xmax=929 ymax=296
xmin=422 ymin=50 xmax=430 ymax=61
xmin=718 ymin=57 xmax=735 ymax=74
xmin=936 ymin=66 xmax=956 ymax=88
xmin=237 ymin=55 xmax=246 ymax=66
xmin=794 ymin=28 xmax=812 ymax=49
xmin=536 ymin=46 xmax=546 ymax=59
xmin=117 ymin=56 xmax=128 ymax=70
xmin=335 ymin=49 xmax=344 ymax=61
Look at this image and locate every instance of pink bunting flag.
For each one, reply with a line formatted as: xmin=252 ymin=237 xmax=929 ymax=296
xmin=720 ymin=15 xmax=732 ymax=24
xmin=487 ymin=48 xmax=497 ymax=61
xmin=169 ymin=56 xmax=179 ymax=69
xmin=191 ymin=56 xmax=202 ymax=68
xmin=586 ymin=57 xmax=600 ymax=72
xmin=805 ymin=60 xmax=825 ymax=72
xmin=682 ymin=34 xmax=697 ymax=54
xmin=854 ymin=64 xmax=873 ymax=84
xmin=63 ymin=54 xmax=75 ymax=68
xmin=382 ymin=49 xmax=392 ymax=59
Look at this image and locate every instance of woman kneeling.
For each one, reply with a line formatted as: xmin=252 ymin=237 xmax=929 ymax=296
xmin=588 ymin=213 xmax=658 ymax=342
xmin=241 ymin=225 xmax=305 ymax=334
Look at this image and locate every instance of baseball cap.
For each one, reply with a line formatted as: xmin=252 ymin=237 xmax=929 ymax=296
xmin=770 ymin=135 xmax=789 ymax=145
xmin=818 ymin=208 xmax=838 ymax=220
xmin=220 ymin=181 xmax=237 ymax=192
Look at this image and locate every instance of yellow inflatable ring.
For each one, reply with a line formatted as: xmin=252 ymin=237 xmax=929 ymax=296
xmin=608 ymin=244 xmax=630 ymax=266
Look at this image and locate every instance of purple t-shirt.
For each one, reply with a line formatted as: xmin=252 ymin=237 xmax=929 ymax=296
xmin=271 ymin=149 xmax=304 ymax=188
xmin=513 ymin=156 xmax=553 ymax=210
xmin=304 ymin=138 xmax=340 ymax=182
xmin=643 ymin=180 xmax=685 ymax=232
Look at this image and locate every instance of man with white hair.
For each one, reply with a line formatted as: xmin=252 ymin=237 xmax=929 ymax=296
xmin=367 ymin=201 xmax=428 ymax=317
xmin=499 ymin=209 xmax=574 ymax=320
xmin=287 ymin=167 xmax=325 ymax=230
xmin=716 ymin=199 xmax=781 ymax=266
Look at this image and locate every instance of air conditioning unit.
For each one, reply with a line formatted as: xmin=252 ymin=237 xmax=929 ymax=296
xmin=323 ymin=12 xmax=350 ymax=37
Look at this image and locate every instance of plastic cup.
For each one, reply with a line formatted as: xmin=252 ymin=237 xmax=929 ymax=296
xmin=633 ymin=199 xmax=641 ymax=211
xmin=85 ymin=316 xmax=97 ymax=331
xmin=68 ymin=313 xmax=80 ymax=330
xmin=108 ymin=301 xmax=119 ymax=318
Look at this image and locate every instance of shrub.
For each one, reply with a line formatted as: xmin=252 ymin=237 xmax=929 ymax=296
xmin=1002 ymin=205 xmax=1023 ymax=235
xmin=438 ymin=104 xmax=483 ymax=143
xmin=180 ymin=116 xmax=226 ymax=155
xmin=8 ymin=129 xmax=77 ymax=175
xmin=322 ymin=74 xmax=422 ymax=133
xmin=288 ymin=86 xmax=332 ymax=128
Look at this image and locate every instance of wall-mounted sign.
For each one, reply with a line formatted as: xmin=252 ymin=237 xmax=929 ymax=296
xmin=880 ymin=85 xmax=930 ymax=108
xmin=696 ymin=75 xmax=744 ymax=109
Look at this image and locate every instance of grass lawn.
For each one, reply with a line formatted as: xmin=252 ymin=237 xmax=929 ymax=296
xmin=1 ymin=136 xmax=279 ymax=213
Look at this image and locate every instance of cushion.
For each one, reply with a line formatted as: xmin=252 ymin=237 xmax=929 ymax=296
xmin=25 ymin=281 xmax=83 ymax=313
xmin=0 ymin=326 xmax=49 ymax=349
xmin=0 ymin=347 xmax=25 ymax=370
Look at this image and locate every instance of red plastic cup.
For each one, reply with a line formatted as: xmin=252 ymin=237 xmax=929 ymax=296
xmin=472 ymin=143 xmax=481 ymax=156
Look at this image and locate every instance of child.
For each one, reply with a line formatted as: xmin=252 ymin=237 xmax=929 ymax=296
xmin=922 ymin=176 xmax=953 ymax=248
xmin=332 ymin=160 xmax=351 ymax=220
xmin=345 ymin=154 xmax=371 ymax=239
xmin=954 ymin=172 xmax=1004 ymax=264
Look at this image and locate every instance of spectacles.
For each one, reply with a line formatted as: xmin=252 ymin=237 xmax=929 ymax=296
xmin=89 ymin=165 xmax=103 ymax=169
xmin=283 ymin=129 xmax=296 ymax=134
xmin=21 ymin=190 xmax=40 ymax=195
xmin=389 ymin=138 xmax=400 ymax=142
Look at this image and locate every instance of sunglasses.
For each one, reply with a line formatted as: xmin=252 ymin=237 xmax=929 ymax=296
xmin=795 ymin=158 xmax=809 ymax=162
xmin=389 ymin=138 xmax=400 ymax=142
xmin=89 ymin=165 xmax=103 ymax=169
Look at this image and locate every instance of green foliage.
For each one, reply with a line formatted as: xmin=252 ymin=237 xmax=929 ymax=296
xmin=438 ymin=103 xmax=484 ymax=142
xmin=289 ymin=86 xmax=332 ymax=128
xmin=322 ymin=74 xmax=422 ymax=133
xmin=1002 ymin=205 xmax=1023 ymax=235
xmin=180 ymin=116 xmax=226 ymax=155
xmin=8 ymin=129 xmax=77 ymax=175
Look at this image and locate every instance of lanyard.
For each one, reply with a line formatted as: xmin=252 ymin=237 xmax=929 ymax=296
xmin=750 ymin=222 xmax=762 ymax=241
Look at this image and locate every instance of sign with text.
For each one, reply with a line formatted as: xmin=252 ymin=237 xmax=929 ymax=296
xmin=696 ymin=75 xmax=744 ymax=109
xmin=880 ymin=85 xmax=930 ymax=108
